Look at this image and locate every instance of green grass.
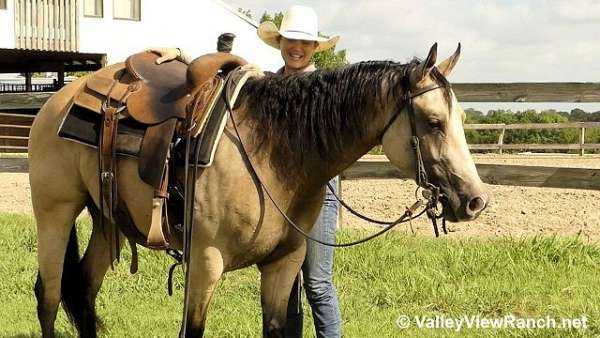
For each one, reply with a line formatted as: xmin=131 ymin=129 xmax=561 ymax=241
xmin=1 ymin=212 xmax=599 ymax=337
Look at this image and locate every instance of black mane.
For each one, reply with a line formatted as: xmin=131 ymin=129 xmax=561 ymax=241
xmin=236 ymin=59 xmax=451 ymax=179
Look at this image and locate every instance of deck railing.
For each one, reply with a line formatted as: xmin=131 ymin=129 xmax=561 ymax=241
xmin=14 ymin=0 xmax=79 ymax=51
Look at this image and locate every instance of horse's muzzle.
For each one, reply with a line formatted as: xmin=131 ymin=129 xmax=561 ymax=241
xmin=441 ymin=192 xmax=489 ymax=222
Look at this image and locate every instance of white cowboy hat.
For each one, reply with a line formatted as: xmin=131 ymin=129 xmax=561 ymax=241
xmin=257 ymin=5 xmax=340 ymax=53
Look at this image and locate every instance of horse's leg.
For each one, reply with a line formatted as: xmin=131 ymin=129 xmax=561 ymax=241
xmin=33 ymin=200 xmax=86 ymax=338
xmin=258 ymin=245 xmax=307 ymax=338
xmin=78 ymin=202 xmax=125 ymax=336
xmin=181 ymin=246 xmax=225 ymax=337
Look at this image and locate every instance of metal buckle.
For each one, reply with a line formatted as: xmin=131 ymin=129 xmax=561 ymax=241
xmin=101 ymin=171 xmax=114 ymax=181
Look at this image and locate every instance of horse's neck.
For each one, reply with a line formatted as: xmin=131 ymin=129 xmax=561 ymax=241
xmin=237 ymin=77 xmax=396 ymax=189
xmin=300 ymin=110 xmax=390 ymax=188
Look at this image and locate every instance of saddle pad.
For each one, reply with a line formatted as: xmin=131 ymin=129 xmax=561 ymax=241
xmin=192 ymin=64 xmax=264 ymax=167
xmin=58 ymin=103 xmax=146 ymax=157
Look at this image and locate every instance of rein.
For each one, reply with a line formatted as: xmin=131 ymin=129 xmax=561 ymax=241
xmin=225 ymin=71 xmax=448 ymax=248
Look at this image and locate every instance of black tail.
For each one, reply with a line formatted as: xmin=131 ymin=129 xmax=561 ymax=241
xmin=61 ymin=224 xmax=98 ymax=337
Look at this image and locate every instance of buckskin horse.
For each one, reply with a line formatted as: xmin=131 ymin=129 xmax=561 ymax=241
xmin=29 ymin=43 xmax=488 ymax=337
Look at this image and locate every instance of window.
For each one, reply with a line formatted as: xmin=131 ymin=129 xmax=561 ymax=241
xmin=84 ymin=0 xmax=103 ymax=17
xmin=0 ymin=0 xmax=7 ymax=10
xmin=113 ymin=0 xmax=140 ymax=21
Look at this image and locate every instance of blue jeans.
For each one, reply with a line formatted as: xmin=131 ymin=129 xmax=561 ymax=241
xmin=285 ymin=176 xmax=342 ymax=338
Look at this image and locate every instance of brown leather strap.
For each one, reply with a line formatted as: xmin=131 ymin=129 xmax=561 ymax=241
xmin=98 ymin=72 xmax=130 ymax=266
xmin=147 ymin=161 xmax=170 ymax=249
xmin=128 ymin=238 xmax=139 ymax=274
xmin=99 ymin=105 xmax=120 ymax=264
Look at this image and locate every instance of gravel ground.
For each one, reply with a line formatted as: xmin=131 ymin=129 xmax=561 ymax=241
xmin=2 ymin=154 xmax=599 ymax=239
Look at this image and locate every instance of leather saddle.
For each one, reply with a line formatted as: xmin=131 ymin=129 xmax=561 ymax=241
xmin=70 ymin=51 xmax=247 ymax=250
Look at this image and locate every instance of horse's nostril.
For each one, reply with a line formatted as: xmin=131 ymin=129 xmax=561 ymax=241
xmin=468 ymin=195 xmax=487 ymax=214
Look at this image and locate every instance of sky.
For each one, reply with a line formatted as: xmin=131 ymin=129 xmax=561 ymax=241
xmin=229 ymin=0 xmax=600 ymax=112
xmin=230 ymin=0 xmax=600 ymax=83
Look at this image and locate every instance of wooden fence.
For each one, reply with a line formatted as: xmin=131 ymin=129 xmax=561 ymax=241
xmin=465 ymin=122 xmax=600 ymax=155
xmin=1 ymin=82 xmax=600 ymax=191
xmin=14 ymin=0 xmax=79 ymax=52
xmin=343 ymin=155 xmax=600 ymax=191
xmin=0 ymin=112 xmax=33 ymax=153
xmin=0 ymin=82 xmax=57 ymax=93
xmin=0 ymin=92 xmax=48 ymax=153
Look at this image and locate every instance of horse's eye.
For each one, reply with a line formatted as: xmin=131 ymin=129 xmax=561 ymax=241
xmin=428 ymin=119 xmax=443 ymax=130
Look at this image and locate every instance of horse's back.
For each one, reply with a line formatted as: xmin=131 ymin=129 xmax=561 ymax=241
xmin=29 ymin=77 xmax=88 ymax=160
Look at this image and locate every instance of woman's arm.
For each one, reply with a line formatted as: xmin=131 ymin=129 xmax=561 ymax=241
xmin=145 ymin=47 xmax=193 ymax=65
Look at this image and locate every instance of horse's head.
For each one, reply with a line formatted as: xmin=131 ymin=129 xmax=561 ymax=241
xmin=382 ymin=43 xmax=488 ymax=222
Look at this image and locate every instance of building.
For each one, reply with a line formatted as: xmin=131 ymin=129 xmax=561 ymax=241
xmin=0 ymin=0 xmax=282 ymax=91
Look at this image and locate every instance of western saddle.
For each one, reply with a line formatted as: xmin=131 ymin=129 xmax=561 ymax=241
xmin=72 ymin=51 xmax=247 ymax=256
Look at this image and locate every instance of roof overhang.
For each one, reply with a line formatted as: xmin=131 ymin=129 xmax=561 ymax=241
xmin=0 ymin=49 xmax=106 ymax=73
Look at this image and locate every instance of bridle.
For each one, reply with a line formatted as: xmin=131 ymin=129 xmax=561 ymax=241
xmin=225 ymin=69 xmax=449 ymax=247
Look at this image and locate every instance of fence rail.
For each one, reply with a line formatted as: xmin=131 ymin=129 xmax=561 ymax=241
xmin=464 ymin=122 xmax=600 ymax=155
xmin=453 ymin=83 xmax=600 ymax=102
xmin=0 ymin=80 xmax=599 ymax=157
xmin=342 ymin=156 xmax=600 ymax=191
xmin=0 ymin=112 xmax=34 ymax=153
xmin=0 ymin=83 xmax=57 ymax=93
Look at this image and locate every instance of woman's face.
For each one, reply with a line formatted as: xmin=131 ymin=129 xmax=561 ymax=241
xmin=279 ymin=37 xmax=318 ymax=73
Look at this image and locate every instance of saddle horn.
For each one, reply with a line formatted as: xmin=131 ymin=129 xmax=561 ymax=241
xmin=186 ymin=52 xmax=248 ymax=88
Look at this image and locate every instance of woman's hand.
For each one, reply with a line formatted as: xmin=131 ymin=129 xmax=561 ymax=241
xmin=145 ymin=47 xmax=182 ymax=65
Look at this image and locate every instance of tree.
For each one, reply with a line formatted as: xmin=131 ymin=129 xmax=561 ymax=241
xmin=259 ymin=11 xmax=348 ymax=69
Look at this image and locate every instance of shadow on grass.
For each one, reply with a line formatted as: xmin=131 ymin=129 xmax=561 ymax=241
xmin=7 ymin=332 xmax=72 ymax=338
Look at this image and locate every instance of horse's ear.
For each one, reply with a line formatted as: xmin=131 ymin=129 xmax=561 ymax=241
xmin=415 ymin=43 xmax=438 ymax=82
xmin=437 ymin=43 xmax=461 ymax=78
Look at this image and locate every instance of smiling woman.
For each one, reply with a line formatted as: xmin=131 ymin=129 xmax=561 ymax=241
xmin=279 ymin=38 xmax=318 ymax=74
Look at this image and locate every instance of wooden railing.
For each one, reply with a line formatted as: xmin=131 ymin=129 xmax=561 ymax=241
xmin=1 ymin=82 xmax=600 ymax=155
xmin=14 ymin=0 xmax=79 ymax=51
xmin=0 ymin=111 xmax=34 ymax=153
xmin=0 ymin=92 xmax=49 ymax=153
xmin=465 ymin=122 xmax=600 ymax=155
xmin=0 ymin=82 xmax=57 ymax=93
xmin=343 ymin=155 xmax=600 ymax=191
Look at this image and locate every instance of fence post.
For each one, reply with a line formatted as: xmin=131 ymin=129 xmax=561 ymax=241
xmin=580 ymin=126 xmax=585 ymax=156
xmin=498 ymin=127 xmax=505 ymax=155
xmin=337 ymin=177 xmax=343 ymax=229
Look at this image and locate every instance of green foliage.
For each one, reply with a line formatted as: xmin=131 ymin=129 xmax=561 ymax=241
xmin=464 ymin=108 xmax=600 ymax=153
xmin=259 ymin=11 xmax=348 ymax=69
xmin=66 ymin=71 xmax=92 ymax=78
xmin=3 ymin=213 xmax=600 ymax=337
xmin=20 ymin=72 xmax=45 ymax=78
xmin=312 ymin=47 xmax=348 ymax=70
xmin=260 ymin=11 xmax=284 ymax=27
xmin=371 ymin=108 xmax=600 ymax=155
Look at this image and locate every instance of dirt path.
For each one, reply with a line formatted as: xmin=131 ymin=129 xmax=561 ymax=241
xmin=2 ymin=154 xmax=599 ymax=239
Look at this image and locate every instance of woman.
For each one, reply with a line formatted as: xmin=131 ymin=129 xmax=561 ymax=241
xmin=258 ymin=6 xmax=342 ymax=338
xmin=150 ymin=6 xmax=342 ymax=337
